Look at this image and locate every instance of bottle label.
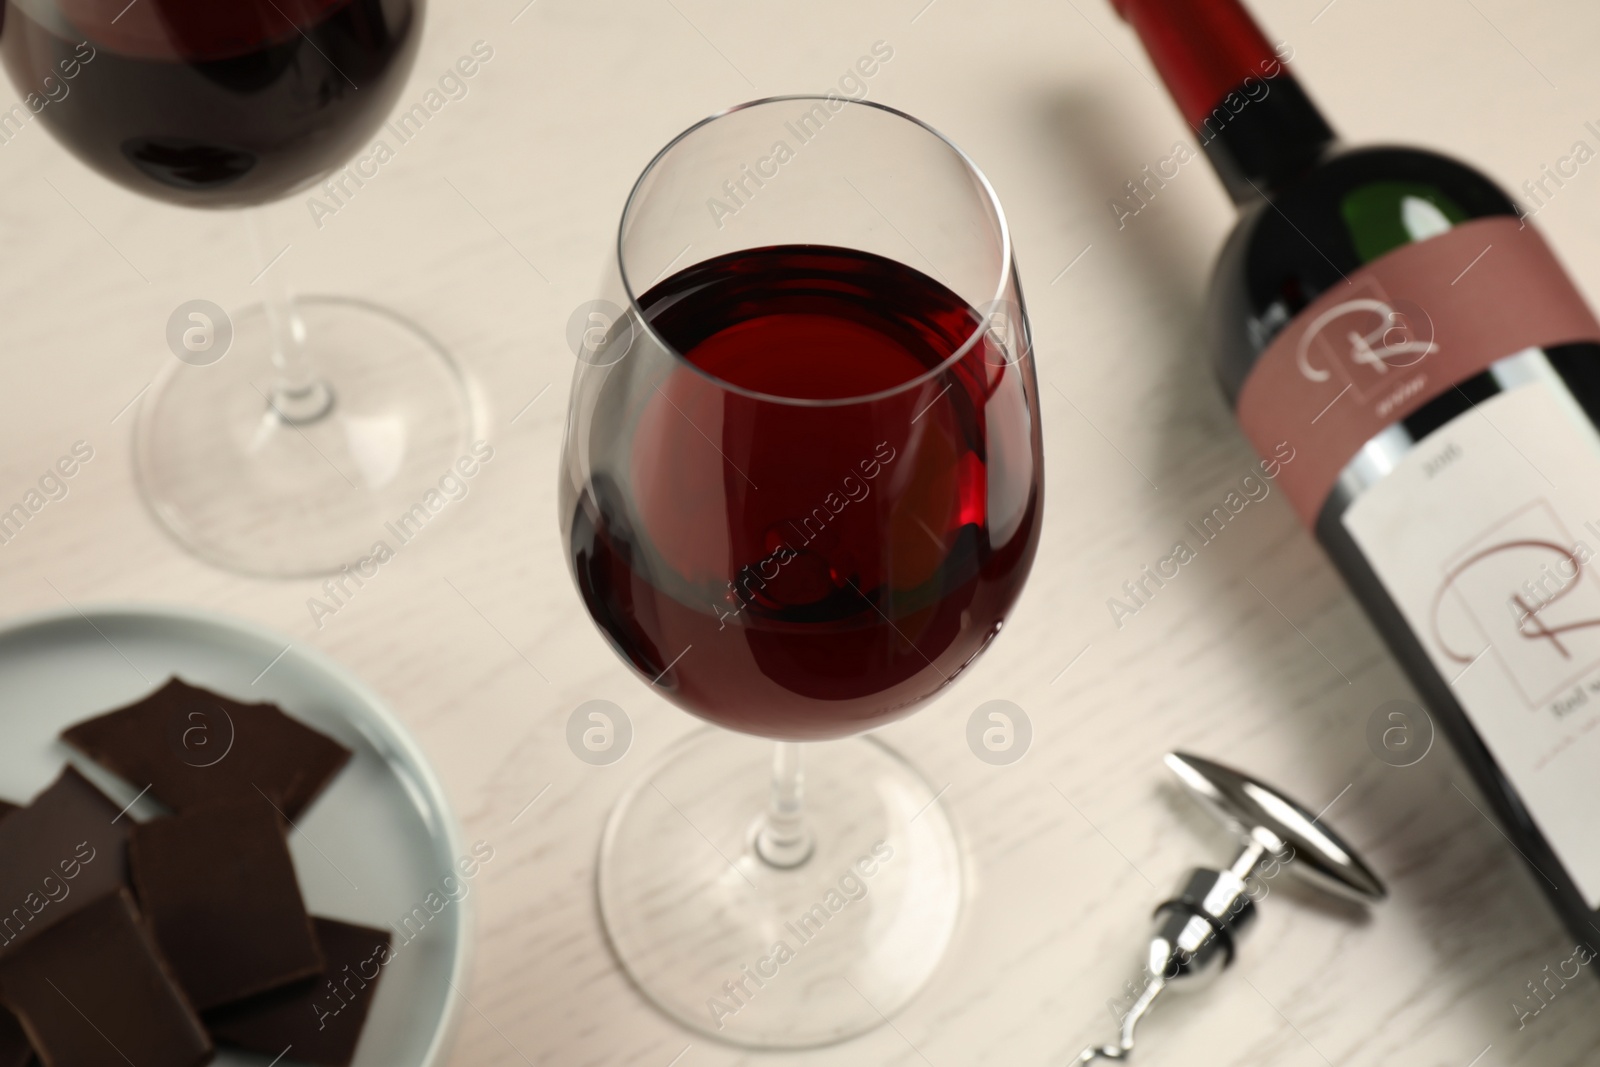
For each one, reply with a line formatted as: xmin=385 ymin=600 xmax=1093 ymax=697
xmin=1342 ymin=362 xmax=1600 ymax=908
xmin=1236 ymin=216 xmax=1600 ymax=526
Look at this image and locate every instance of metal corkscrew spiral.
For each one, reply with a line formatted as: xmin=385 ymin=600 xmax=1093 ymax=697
xmin=1073 ymin=752 xmax=1386 ymax=1064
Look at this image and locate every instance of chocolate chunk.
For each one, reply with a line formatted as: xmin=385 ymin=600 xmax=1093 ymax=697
xmin=63 ymin=677 xmax=352 ymax=820
xmin=130 ymin=798 xmax=322 ymax=1010
xmin=0 ymin=1007 xmax=31 ymax=1067
xmin=0 ymin=798 xmax=18 ymax=1063
xmin=0 ymin=889 xmax=211 ymax=1067
xmin=0 ymin=787 xmax=24 ymax=1064
xmin=207 ymin=918 xmax=393 ymax=1067
xmin=0 ymin=766 xmax=130 ymax=957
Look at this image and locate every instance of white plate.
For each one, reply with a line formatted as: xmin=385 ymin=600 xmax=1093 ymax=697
xmin=0 ymin=604 xmax=468 ymax=1067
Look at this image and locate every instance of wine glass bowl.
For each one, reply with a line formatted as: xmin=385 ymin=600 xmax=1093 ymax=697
xmin=561 ymin=97 xmax=1043 ymax=1046
xmin=569 ymin=241 xmax=1040 ymax=740
xmin=0 ymin=0 xmax=421 ymax=208
xmin=565 ymin=97 xmax=1043 ymax=741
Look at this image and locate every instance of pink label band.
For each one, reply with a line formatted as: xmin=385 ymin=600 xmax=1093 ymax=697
xmin=1236 ymin=216 xmax=1600 ymax=526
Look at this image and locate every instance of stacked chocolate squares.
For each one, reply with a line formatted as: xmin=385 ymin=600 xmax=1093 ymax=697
xmin=0 ymin=679 xmax=394 ymax=1067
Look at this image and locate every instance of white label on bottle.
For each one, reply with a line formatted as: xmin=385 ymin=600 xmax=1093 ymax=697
xmin=1344 ymin=359 xmax=1600 ymax=908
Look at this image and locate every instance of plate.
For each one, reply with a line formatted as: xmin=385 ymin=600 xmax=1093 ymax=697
xmin=0 ymin=604 xmax=468 ymax=1067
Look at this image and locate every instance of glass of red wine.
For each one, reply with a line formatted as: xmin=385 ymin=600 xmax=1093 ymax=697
xmin=0 ymin=0 xmax=473 ymax=576
xmin=561 ymin=97 xmax=1043 ymax=1047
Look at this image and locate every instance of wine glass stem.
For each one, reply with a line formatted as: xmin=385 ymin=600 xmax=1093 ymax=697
xmin=250 ymin=209 xmax=333 ymax=425
xmin=755 ymin=741 xmax=814 ymax=869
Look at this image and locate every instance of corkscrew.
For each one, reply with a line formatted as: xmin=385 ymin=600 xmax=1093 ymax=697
xmin=1074 ymin=752 xmax=1386 ymax=1063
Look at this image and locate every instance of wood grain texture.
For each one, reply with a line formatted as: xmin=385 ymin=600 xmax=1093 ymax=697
xmin=1 ymin=0 xmax=1597 ymax=1063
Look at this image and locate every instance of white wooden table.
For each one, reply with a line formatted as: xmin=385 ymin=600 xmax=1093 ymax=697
xmin=3 ymin=0 xmax=1598 ymax=1063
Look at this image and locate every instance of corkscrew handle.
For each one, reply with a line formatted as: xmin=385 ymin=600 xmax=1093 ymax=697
xmin=1164 ymin=752 xmax=1386 ymax=903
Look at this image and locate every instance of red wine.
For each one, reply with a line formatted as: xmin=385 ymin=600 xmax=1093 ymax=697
xmin=566 ymin=245 xmax=1043 ymax=740
xmin=1118 ymin=0 xmax=1600 ymax=960
xmin=0 ymin=0 xmax=419 ymax=207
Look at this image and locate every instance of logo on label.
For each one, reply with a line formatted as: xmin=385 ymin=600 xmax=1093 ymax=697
xmin=1429 ymin=501 xmax=1600 ymax=709
xmin=1296 ymin=288 xmax=1437 ymax=399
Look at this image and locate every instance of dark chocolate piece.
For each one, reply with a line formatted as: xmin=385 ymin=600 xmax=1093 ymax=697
xmin=0 ymin=889 xmax=211 ymax=1067
xmin=207 ymin=918 xmax=393 ymax=1067
xmin=1 ymin=797 xmax=32 ymax=1067
xmin=0 ymin=1006 xmax=31 ymax=1067
xmin=63 ymin=677 xmax=352 ymax=820
xmin=130 ymin=798 xmax=322 ymax=1010
xmin=0 ymin=766 xmax=130 ymax=957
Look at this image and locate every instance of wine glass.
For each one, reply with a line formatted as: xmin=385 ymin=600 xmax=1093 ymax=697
xmin=0 ymin=0 xmax=474 ymax=576
xmin=560 ymin=97 xmax=1043 ymax=1047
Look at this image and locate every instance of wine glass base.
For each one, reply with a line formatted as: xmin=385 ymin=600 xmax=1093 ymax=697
xmin=597 ymin=728 xmax=963 ymax=1049
xmin=134 ymin=296 xmax=474 ymax=578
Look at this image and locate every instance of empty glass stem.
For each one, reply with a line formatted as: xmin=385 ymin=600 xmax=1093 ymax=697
xmin=755 ymin=741 xmax=814 ymax=868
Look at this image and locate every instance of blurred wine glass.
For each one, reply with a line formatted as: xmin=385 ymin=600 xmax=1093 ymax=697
xmin=1 ymin=0 xmax=475 ymax=576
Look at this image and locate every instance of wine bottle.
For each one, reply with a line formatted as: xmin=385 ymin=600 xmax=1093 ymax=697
xmin=1113 ymin=0 xmax=1600 ymax=955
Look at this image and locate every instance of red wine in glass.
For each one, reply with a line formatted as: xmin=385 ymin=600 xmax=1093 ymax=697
xmin=567 ymin=244 xmax=1044 ymax=741
xmin=568 ymin=99 xmax=1037 ymax=1047
xmin=0 ymin=0 xmax=420 ymax=207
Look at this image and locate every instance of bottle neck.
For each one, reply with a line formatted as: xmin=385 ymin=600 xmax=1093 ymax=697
xmin=1113 ymin=0 xmax=1337 ymax=205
